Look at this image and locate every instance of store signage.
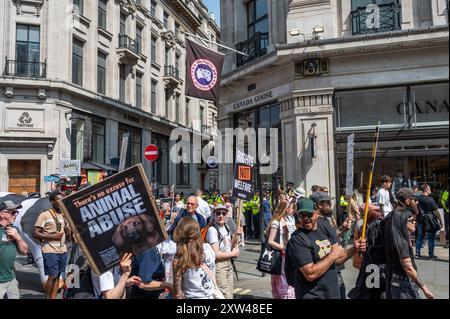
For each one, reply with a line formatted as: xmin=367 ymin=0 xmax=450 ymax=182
xmin=44 ymin=175 xmax=60 ymax=183
xmin=233 ymin=91 xmax=274 ymax=111
xmin=5 ymin=107 xmax=45 ymax=132
xmin=397 ymin=99 xmax=449 ymax=115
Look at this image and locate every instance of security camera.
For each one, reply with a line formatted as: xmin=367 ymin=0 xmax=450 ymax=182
xmin=37 ymin=89 xmax=46 ymax=100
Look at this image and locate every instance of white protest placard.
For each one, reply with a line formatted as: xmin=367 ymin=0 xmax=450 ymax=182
xmin=59 ymin=160 xmax=81 ymax=177
xmin=346 ymin=134 xmax=355 ymax=196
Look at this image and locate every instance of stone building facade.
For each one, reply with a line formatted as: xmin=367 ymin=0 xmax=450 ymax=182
xmin=218 ymin=0 xmax=449 ymax=198
xmin=0 ymin=0 xmax=220 ymax=195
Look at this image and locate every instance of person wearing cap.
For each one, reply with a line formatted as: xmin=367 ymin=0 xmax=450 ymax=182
xmin=310 ymin=192 xmax=354 ymax=299
xmin=377 ymin=175 xmax=394 ymax=218
xmin=206 ymin=205 xmax=240 ymax=299
xmin=0 ymin=201 xmax=28 ymax=299
xmin=416 ymin=184 xmax=442 ymax=259
xmin=384 ymin=188 xmax=434 ymax=299
xmin=285 ymin=198 xmax=366 ymax=299
xmin=34 ymin=191 xmax=68 ymax=299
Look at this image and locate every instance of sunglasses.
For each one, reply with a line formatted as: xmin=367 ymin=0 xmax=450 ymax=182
xmin=186 ymin=202 xmax=196 ymax=206
xmin=299 ymin=212 xmax=314 ymax=219
xmin=215 ymin=211 xmax=227 ymax=217
xmin=5 ymin=210 xmax=18 ymax=216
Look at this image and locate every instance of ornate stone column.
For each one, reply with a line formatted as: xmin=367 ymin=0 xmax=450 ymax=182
xmin=280 ymin=88 xmax=336 ymax=198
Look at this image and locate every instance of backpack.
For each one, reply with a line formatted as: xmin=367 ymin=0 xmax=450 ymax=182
xmin=366 ymin=218 xmax=387 ymax=265
xmin=202 ymin=223 xmax=231 ymax=244
xmin=285 ymin=231 xmax=313 ymax=287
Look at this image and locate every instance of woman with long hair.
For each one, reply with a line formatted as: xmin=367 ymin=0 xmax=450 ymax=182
xmin=172 ymin=217 xmax=216 ymax=299
xmin=266 ymin=200 xmax=295 ymax=299
xmin=385 ymin=203 xmax=434 ymax=299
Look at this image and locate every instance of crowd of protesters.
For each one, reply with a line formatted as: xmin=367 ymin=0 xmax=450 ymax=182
xmin=1 ymin=175 xmax=448 ymax=300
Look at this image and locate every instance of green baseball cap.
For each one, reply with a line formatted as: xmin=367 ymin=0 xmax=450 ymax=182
xmin=297 ymin=198 xmax=315 ymax=213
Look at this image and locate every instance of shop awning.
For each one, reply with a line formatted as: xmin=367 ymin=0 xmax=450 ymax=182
xmin=81 ymin=162 xmax=119 ymax=172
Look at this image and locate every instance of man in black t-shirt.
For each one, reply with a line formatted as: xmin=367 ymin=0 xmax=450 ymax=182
xmin=416 ymin=184 xmax=442 ymax=258
xmin=286 ymin=198 xmax=366 ymax=299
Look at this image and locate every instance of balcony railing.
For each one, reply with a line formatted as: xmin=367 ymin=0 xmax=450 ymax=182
xmin=3 ymin=59 xmax=46 ymax=78
xmin=351 ymin=2 xmax=401 ymax=35
xmin=118 ymin=34 xmax=140 ymax=54
xmin=236 ymin=32 xmax=269 ymax=67
xmin=164 ymin=65 xmax=180 ymax=80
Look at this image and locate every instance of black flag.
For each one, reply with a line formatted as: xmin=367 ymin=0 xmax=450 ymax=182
xmin=185 ymin=39 xmax=224 ymax=104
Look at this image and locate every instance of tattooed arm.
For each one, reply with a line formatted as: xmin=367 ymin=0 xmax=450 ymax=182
xmin=172 ymin=258 xmax=184 ymax=299
xmin=400 ymin=257 xmax=434 ymax=299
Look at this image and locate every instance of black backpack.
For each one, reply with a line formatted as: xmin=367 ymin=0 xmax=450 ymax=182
xmin=366 ymin=218 xmax=387 ymax=265
xmin=285 ymin=231 xmax=313 ymax=287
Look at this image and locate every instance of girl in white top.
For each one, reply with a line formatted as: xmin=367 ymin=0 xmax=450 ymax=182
xmin=266 ymin=200 xmax=295 ymax=299
xmin=284 ymin=197 xmax=297 ymax=239
xmin=172 ymin=216 xmax=216 ymax=299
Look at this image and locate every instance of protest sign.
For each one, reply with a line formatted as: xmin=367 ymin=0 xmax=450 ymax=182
xmin=232 ymin=150 xmax=255 ymax=201
xmin=59 ymin=164 xmax=167 ymax=275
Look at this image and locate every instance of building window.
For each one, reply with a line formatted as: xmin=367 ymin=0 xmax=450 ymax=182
xmin=165 ymin=89 xmax=170 ymax=119
xmin=98 ymin=0 xmax=107 ymax=29
xmin=175 ymin=93 xmax=180 ymax=123
xmin=16 ymin=24 xmax=40 ymax=77
xmin=136 ymin=72 xmax=143 ymax=109
xmin=163 ymin=11 xmax=169 ymax=29
xmin=151 ymin=36 xmax=157 ymax=62
xmin=92 ymin=122 xmax=105 ymax=163
xmin=151 ymin=0 xmax=156 ymax=17
xmin=97 ymin=51 xmax=107 ymax=94
xmin=200 ymin=106 xmax=205 ymax=128
xmin=247 ymin=0 xmax=269 ymax=39
xmin=151 ymin=79 xmax=157 ymax=114
xmin=120 ymin=13 xmax=126 ymax=35
xmin=177 ymin=159 xmax=190 ymax=186
xmin=72 ymin=38 xmax=83 ymax=86
xmin=165 ymin=46 xmax=170 ymax=66
xmin=71 ymin=118 xmax=85 ymax=161
xmin=351 ymin=0 xmax=401 ymax=35
xmin=175 ymin=54 xmax=180 ymax=73
xmin=152 ymin=135 xmax=169 ymax=185
xmin=73 ymin=0 xmax=83 ymax=14
xmin=119 ymin=64 xmax=126 ymax=102
xmin=175 ymin=22 xmax=180 ymax=38
xmin=186 ymin=98 xmax=190 ymax=127
xmin=118 ymin=127 xmax=142 ymax=167
xmin=136 ymin=25 xmax=143 ymax=53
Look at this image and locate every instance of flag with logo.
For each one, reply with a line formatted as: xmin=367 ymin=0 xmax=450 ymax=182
xmin=185 ymin=39 xmax=224 ymax=105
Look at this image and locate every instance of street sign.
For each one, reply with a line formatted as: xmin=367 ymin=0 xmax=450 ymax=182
xmin=232 ymin=150 xmax=255 ymax=201
xmin=59 ymin=160 xmax=81 ymax=177
xmin=44 ymin=175 xmax=60 ymax=183
xmin=346 ymin=133 xmax=355 ymax=196
xmin=144 ymin=144 xmax=159 ymax=162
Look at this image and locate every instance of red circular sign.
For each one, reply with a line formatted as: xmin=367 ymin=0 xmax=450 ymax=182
xmin=144 ymin=144 xmax=159 ymax=162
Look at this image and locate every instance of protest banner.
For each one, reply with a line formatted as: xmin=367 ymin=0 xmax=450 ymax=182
xmin=232 ymin=150 xmax=255 ymax=201
xmin=59 ymin=164 xmax=167 ymax=275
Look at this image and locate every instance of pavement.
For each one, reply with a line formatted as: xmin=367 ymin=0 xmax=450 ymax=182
xmin=11 ymin=239 xmax=449 ymax=300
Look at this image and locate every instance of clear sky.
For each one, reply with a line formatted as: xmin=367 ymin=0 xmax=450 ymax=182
xmin=203 ymin=0 xmax=220 ymax=26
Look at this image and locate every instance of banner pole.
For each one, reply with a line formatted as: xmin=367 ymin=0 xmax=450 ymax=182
xmin=361 ymin=124 xmax=381 ymax=241
xmin=185 ymin=32 xmax=250 ymax=57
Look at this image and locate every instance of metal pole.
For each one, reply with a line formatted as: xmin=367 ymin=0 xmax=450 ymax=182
xmin=184 ymin=32 xmax=250 ymax=57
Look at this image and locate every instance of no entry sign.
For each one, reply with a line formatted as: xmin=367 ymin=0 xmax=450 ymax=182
xmin=144 ymin=144 xmax=159 ymax=162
